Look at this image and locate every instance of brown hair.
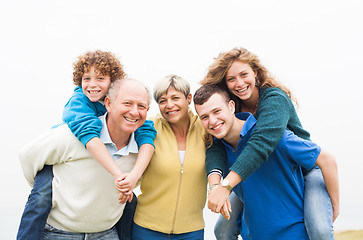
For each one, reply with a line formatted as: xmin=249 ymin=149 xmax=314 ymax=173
xmin=194 ymin=84 xmax=231 ymax=148
xmin=72 ymin=50 xmax=126 ymax=86
xmin=201 ymin=47 xmax=296 ymax=111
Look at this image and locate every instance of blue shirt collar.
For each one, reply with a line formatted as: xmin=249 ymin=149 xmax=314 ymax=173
xmin=99 ymin=114 xmax=139 ymax=157
xmin=235 ymin=112 xmax=257 ymax=138
xmin=219 ymin=112 xmax=257 ymax=147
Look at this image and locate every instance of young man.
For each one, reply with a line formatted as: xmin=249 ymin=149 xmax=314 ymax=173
xmin=194 ymin=84 xmax=338 ymax=240
xmin=19 ymin=79 xmax=151 ymax=239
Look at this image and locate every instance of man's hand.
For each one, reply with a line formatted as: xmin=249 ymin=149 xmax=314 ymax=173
xmin=220 ymin=198 xmax=232 ymax=220
xmin=208 ymin=185 xmax=231 ymax=213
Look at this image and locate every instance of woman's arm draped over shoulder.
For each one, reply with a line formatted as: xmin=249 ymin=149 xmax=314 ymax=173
xmin=205 ymin=140 xmax=228 ymax=175
xmin=230 ymin=89 xmax=293 ymax=180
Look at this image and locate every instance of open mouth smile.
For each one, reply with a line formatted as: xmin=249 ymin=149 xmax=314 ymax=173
xmin=124 ymin=117 xmax=138 ymax=123
xmin=236 ymin=86 xmax=248 ymax=93
xmin=167 ymin=109 xmax=179 ymax=115
xmin=211 ymin=123 xmax=223 ymax=131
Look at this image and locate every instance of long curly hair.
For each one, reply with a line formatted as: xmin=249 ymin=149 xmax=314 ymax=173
xmin=72 ymin=50 xmax=126 ymax=86
xmin=201 ymin=47 xmax=296 ymax=111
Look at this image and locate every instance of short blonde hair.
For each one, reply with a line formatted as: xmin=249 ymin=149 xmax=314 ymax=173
xmin=153 ymin=74 xmax=190 ymax=103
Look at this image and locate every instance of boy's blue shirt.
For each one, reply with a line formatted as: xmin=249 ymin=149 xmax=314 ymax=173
xmin=216 ymin=112 xmax=320 ymax=240
xmin=63 ymin=86 xmax=156 ymax=148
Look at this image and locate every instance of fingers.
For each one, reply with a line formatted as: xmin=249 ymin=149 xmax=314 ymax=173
xmin=226 ymin=198 xmax=232 ymax=213
xmin=221 ymin=204 xmax=231 ymax=220
xmin=118 ymin=192 xmax=133 ymax=204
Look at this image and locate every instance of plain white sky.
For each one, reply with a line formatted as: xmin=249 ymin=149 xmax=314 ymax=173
xmin=1 ymin=0 xmax=362 ymax=238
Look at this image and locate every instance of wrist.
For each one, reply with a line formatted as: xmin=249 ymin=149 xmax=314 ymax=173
xmin=221 ymin=179 xmax=233 ymax=191
xmin=208 ymin=183 xmax=220 ymax=194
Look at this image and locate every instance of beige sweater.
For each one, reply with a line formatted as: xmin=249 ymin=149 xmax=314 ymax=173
xmin=19 ymin=124 xmax=137 ymax=233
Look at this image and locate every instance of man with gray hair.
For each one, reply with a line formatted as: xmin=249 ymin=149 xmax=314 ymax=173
xmin=20 ymin=78 xmax=151 ymax=239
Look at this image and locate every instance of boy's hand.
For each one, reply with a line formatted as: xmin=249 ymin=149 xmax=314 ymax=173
xmin=118 ymin=191 xmax=133 ymax=204
xmin=115 ymin=172 xmax=138 ymax=195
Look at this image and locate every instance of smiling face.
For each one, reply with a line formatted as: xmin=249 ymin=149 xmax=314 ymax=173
xmin=105 ymin=80 xmax=149 ymax=137
xmin=157 ymin=87 xmax=192 ymax=125
xmin=81 ymin=66 xmax=111 ymax=102
xmin=195 ymin=93 xmax=236 ymax=140
xmin=225 ymin=61 xmax=257 ymax=102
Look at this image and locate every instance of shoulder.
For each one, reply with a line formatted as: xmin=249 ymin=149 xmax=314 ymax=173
xmin=279 ymin=130 xmax=319 ymax=152
xmin=258 ymin=87 xmax=293 ymax=108
xmin=259 ymin=87 xmax=289 ymax=99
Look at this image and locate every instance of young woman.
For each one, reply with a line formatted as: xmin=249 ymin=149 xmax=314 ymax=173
xmin=201 ymin=47 xmax=339 ymax=240
xmin=132 ymin=75 xmax=207 ymax=240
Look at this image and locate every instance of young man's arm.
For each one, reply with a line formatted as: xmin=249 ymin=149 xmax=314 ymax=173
xmin=207 ymin=170 xmax=241 ymax=219
xmin=315 ymin=150 xmax=339 ymax=221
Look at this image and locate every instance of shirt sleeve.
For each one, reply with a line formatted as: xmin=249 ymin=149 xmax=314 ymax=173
xmin=62 ymin=87 xmax=105 ymax=147
xmin=134 ymin=120 xmax=157 ymax=148
xmin=283 ymin=130 xmax=320 ymax=170
xmin=230 ymin=89 xmax=294 ymax=180
xmin=205 ymin=139 xmax=228 ymax=175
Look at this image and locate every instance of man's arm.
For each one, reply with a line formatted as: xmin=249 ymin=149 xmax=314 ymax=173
xmin=207 ymin=171 xmax=241 ymax=219
xmin=315 ymin=150 xmax=339 ymax=222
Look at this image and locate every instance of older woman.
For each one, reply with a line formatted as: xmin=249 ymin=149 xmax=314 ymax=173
xmin=132 ymin=75 xmax=207 ymax=240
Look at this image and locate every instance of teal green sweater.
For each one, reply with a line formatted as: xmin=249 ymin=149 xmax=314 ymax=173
xmin=206 ymin=87 xmax=311 ymax=180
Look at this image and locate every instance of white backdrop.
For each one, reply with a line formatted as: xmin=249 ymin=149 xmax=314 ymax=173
xmin=1 ymin=0 xmax=362 ymax=239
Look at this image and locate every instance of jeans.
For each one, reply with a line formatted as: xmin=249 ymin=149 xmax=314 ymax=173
xmin=213 ymin=167 xmax=335 ymax=240
xmin=17 ymin=165 xmax=137 ymax=240
xmin=304 ymin=166 xmax=335 ymax=240
xmin=42 ymin=224 xmax=119 ymax=240
xmin=115 ymin=192 xmax=137 ymax=240
xmin=132 ymin=223 xmax=204 ymax=240
xmin=214 ymin=191 xmax=243 ymax=240
xmin=17 ymin=165 xmax=53 ymax=240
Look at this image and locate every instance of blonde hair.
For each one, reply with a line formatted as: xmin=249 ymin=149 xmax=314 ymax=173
xmin=153 ymin=74 xmax=190 ymax=103
xmin=201 ymin=47 xmax=296 ymax=110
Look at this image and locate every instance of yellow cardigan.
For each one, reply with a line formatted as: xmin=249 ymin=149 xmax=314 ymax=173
xmin=134 ymin=111 xmax=207 ymax=234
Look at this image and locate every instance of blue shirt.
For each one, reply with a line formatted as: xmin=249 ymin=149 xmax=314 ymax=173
xmin=217 ymin=112 xmax=320 ymax=240
xmin=63 ymin=86 xmax=157 ymax=148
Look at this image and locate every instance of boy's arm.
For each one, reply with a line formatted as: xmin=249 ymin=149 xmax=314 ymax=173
xmin=86 ymin=137 xmax=123 ymax=178
xmin=63 ymin=88 xmax=106 ymax=146
xmin=116 ymin=120 xmax=157 ymax=194
xmin=116 ymin=143 xmax=154 ymax=193
xmin=63 ymin=89 xmax=124 ymax=180
xmin=315 ymin=150 xmax=339 ymax=222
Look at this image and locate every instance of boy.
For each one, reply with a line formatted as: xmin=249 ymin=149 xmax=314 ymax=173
xmin=194 ymin=84 xmax=338 ymax=240
xmin=17 ymin=50 xmax=156 ymax=240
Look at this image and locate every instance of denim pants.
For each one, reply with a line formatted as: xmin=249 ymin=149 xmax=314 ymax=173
xmin=214 ymin=191 xmax=243 ymax=240
xmin=304 ymin=166 xmax=335 ymax=240
xmin=17 ymin=165 xmax=53 ymax=240
xmin=17 ymin=165 xmax=137 ymax=240
xmin=43 ymin=224 xmax=119 ymax=240
xmin=213 ymin=167 xmax=334 ymax=240
xmin=132 ymin=223 xmax=204 ymax=240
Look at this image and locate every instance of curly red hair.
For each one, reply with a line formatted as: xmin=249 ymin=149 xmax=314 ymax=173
xmin=73 ymin=50 xmax=126 ymax=86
